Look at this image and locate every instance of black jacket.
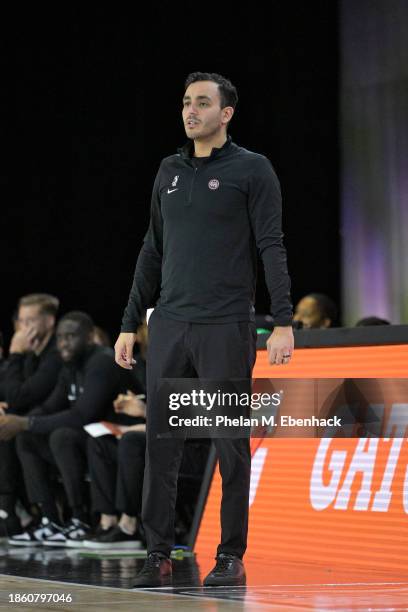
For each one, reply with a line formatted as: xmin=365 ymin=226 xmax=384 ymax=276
xmin=121 ymin=135 xmax=293 ymax=331
xmin=4 ymin=335 xmax=62 ymax=414
xmin=28 ymin=345 xmax=121 ymax=435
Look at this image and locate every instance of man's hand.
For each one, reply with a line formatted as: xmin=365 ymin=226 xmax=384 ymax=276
xmin=114 ymin=332 xmax=138 ymax=370
xmin=113 ymin=393 xmax=128 ymax=412
xmin=9 ymin=327 xmax=39 ymax=354
xmin=266 ymin=326 xmax=294 ymax=366
xmin=0 ymin=402 xmax=8 ymax=416
xmin=0 ymin=415 xmax=29 ymax=440
xmin=114 ymin=391 xmax=146 ymax=417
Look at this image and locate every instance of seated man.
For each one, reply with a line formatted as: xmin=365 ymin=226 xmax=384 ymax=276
xmin=84 ymin=390 xmax=146 ymax=549
xmin=0 ymin=293 xmax=62 ymax=536
xmin=0 ymin=311 xmax=122 ymax=547
xmin=83 ymin=320 xmax=147 ymax=549
xmin=293 ymin=293 xmax=338 ymax=329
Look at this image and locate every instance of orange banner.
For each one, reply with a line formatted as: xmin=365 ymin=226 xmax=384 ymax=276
xmin=195 ymin=345 xmax=408 ymax=578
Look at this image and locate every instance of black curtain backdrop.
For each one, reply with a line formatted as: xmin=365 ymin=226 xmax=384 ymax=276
xmin=4 ymin=4 xmax=339 ymax=343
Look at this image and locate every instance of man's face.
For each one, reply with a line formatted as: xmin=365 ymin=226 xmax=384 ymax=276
xmin=182 ymin=80 xmax=233 ymax=141
xmin=17 ymin=305 xmax=54 ymax=342
xmin=56 ymin=319 xmax=91 ymax=363
xmin=293 ymin=297 xmax=330 ymax=329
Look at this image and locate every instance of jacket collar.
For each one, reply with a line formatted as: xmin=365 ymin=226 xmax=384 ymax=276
xmin=177 ymin=134 xmax=233 ymax=162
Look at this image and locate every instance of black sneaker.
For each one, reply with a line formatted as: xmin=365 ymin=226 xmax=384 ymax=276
xmin=77 ymin=523 xmax=113 ymax=543
xmin=8 ymin=517 xmax=62 ymax=547
xmin=43 ymin=518 xmax=91 ymax=548
xmin=133 ymin=552 xmax=172 ymax=587
xmin=83 ymin=525 xmax=142 ymax=550
xmin=203 ymin=553 xmax=246 ymax=586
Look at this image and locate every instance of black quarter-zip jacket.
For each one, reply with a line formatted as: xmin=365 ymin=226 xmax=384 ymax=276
xmin=121 ymin=135 xmax=293 ymax=331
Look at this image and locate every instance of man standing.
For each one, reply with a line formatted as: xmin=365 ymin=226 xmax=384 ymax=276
xmin=115 ymin=72 xmax=294 ymax=587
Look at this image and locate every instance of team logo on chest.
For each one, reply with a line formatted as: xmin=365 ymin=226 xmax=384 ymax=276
xmin=208 ymin=179 xmax=220 ymax=190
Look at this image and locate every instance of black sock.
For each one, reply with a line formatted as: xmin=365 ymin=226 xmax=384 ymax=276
xmin=39 ymin=501 xmax=60 ymax=524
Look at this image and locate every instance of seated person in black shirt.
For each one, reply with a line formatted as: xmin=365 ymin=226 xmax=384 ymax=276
xmin=83 ymin=320 xmax=147 ymax=549
xmin=0 ymin=311 xmax=122 ymax=547
xmin=293 ymin=293 xmax=338 ymax=329
xmin=4 ymin=293 xmax=62 ymax=410
xmin=84 ymin=391 xmax=146 ymax=549
xmin=0 ymin=293 xmax=62 ymax=536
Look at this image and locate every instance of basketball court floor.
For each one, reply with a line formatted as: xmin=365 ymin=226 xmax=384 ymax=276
xmin=1 ymin=542 xmax=408 ymax=611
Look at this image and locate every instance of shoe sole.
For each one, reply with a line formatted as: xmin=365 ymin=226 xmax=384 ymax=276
xmin=64 ymin=540 xmax=85 ymax=548
xmin=8 ymin=540 xmax=43 ymax=547
xmin=82 ymin=540 xmax=142 ymax=550
xmin=203 ymin=576 xmax=246 ymax=587
xmin=132 ymin=575 xmax=172 ymax=588
xmin=42 ymin=540 xmax=67 ymax=547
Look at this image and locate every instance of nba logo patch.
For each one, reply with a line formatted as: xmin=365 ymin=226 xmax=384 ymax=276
xmin=208 ymin=179 xmax=219 ymax=190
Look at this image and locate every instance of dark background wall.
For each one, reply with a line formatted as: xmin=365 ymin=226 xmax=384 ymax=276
xmin=4 ymin=4 xmax=339 ymax=342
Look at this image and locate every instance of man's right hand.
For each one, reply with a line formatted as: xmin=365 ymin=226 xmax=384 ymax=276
xmin=9 ymin=328 xmax=37 ymax=354
xmin=114 ymin=332 xmax=138 ymax=370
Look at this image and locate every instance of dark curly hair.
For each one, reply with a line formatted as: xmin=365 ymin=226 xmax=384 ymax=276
xmin=184 ymin=72 xmax=238 ymax=109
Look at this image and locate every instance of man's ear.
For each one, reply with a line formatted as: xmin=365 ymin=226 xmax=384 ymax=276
xmin=222 ymin=106 xmax=234 ymax=126
xmin=322 ymin=318 xmax=331 ymax=328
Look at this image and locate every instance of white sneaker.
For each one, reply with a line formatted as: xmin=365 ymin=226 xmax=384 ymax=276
xmin=8 ymin=517 xmax=61 ymax=547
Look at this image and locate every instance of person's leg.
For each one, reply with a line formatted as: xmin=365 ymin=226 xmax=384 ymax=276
xmin=87 ymin=434 xmax=118 ymax=528
xmin=0 ymin=440 xmax=20 ymax=513
xmin=15 ymin=430 xmax=60 ymax=523
xmin=48 ymin=428 xmax=89 ymax=522
xmin=191 ymin=321 xmax=257 ymax=560
xmin=116 ymin=431 xmax=146 ymax=525
xmin=0 ymin=440 xmax=23 ymax=534
xmin=84 ymin=431 xmax=147 ymax=549
xmin=142 ymin=310 xmax=193 ymax=558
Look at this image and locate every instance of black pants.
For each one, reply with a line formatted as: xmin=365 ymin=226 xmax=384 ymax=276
xmin=15 ymin=428 xmax=88 ymax=510
xmin=0 ymin=440 xmax=23 ymax=515
xmin=143 ymin=310 xmax=257 ymax=559
xmin=87 ymin=431 xmax=146 ymax=517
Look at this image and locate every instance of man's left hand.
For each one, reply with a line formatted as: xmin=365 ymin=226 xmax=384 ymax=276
xmin=0 ymin=415 xmax=29 ymax=440
xmin=266 ymin=326 xmax=294 ymax=365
